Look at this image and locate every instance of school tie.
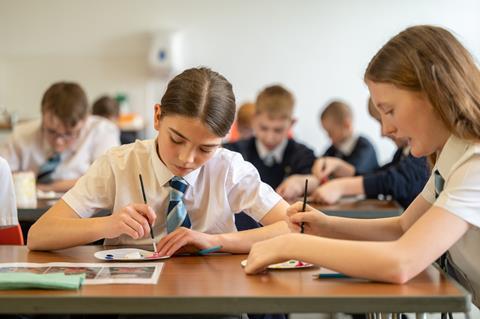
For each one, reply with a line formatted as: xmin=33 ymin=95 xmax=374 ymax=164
xmin=263 ymin=154 xmax=276 ymax=167
xmin=166 ymin=176 xmax=191 ymax=233
xmin=434 ymin=169 xmax=445 ymax=199
xmin=37 ymin=153 xmax=61 ymax=184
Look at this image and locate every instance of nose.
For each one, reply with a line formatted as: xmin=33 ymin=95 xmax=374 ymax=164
xmin=381 ymin=116 xmax=396 ymax=137
xmin=178 ymin=146 xmax=195 ymax=164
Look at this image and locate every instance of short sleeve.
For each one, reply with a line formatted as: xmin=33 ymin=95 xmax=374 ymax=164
xmin=434 ymin=155 xmax=480 ymax=227
xmin=420 ymin=172 xmax=436 ymax=204
xmin=91 ymin=121 xmax=120 ymax=160
xmin=0 ymin=157 xmax=18 ymax=226
xmin=62 ymin=154 xmax=116 ymax=218
xmin=225 ymin=153 xmax=282 ymax=221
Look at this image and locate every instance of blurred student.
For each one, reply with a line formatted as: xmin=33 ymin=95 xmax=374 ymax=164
xmin=320 ymin=100 xmax=379 ymax=175
xmin=228 ymin=102 xmax=256 ymax=142
xmin=0 ymin=156 xmax=18 ymax=228
xmin=0 ymin=82 xmax=120 ymax=193
xmin=311 ymin=98 xmax=429 ymax=208
xmin=245 ymin=25 xmax=480 ymax=308
xmin=92 ymin=95 xmax=120 ymax=123
xmin=223 ymin=85 xmax=317 ymax=201
xmin=27 ymin=68 xmax=291 ymax=256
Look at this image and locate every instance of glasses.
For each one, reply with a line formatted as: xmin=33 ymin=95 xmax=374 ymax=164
xmin=43 ymin=126 xmax=80 ymax=141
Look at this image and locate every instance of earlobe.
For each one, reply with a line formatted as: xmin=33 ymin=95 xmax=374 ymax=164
xmin=154 ymin=104 xmax=162 ymax=130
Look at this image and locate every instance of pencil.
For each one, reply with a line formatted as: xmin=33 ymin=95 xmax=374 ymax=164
xmin=300 ymin=178 xmax=308 ymax=233
xmin=139 ymin=174 xmax=157 ymax=253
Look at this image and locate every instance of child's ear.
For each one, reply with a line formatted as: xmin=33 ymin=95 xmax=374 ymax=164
xmin=154 ymin=104 xmax=162 ymax=130
xmin=289 ymin=118 xmax=297 ymax=128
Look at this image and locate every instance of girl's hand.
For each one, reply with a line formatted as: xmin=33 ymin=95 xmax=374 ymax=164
xmin=155 ymin=227 xmax=220 ymax=256
xmin=104 ymin=203 xmax=156 ymax=240
xmin=276 ymin=175 xmax=307 ymax=201
xmin=287 ymin=202 xmax=327 ymax=236
xmin=312 ymin=157 xmax=337 ymax=180
xmin=310 ymin=181 xmax=344 ymax=205
xmin=244 ymin=234 xmax=293 ymax=274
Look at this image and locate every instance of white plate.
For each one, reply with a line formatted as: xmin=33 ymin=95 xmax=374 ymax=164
xmin=94 ymin=248 xmax=170 ymax=261
xmin=241 ymin=259 xmax=314 ymax=269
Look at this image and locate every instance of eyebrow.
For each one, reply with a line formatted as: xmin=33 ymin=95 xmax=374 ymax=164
xmin=168 ymin=128 xmax=220 ymax=148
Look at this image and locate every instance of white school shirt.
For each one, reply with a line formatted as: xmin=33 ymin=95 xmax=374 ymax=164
xmin=421 ymin=135 xmax=480 ymax=304
xmin=255 ymin=139 xmax=288 ymax=164
xmin=0 ymin=157 xmax=18 ymax=226
xmin=62 ymin=139 xmax=282 ymax=245
xmin=0 ymin=115 xmax=120 ymax=180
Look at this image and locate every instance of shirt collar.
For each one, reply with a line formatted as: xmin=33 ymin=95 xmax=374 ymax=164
xmin=435 ymin=134 xmax=470 ymax=179
xmin=337 ymin=135 xmax=358 ymax=156
xmin=149 ymin=139 xmax=201 ymax=188
xmin=255 ymin=138 xmax=288 ymax=163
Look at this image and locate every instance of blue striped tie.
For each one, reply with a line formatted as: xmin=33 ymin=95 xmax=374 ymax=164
xmin=434 ymin=169 xmax=444 ymax=199
xmin=166 ymin=176 xmax=191 ymax=233
xmin=37 ymin=153 xmax=61 ymax=184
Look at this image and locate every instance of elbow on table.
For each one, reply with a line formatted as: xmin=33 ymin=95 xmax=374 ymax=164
xmin=381 ymin=254 xmax=420 ymax=284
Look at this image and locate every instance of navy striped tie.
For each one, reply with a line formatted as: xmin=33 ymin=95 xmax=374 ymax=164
xmin=37 ymin=153 xmax=61 ymax=184
xmin=434 ymin=170 xmax=444 ymax=199
xmin=166 ymin=176 xmax=191 ymax=233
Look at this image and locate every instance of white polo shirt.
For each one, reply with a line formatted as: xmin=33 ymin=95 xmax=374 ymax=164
xmin=62 ymin=139 xmax=282 ymax=245
xmin=421 ymin=134 xmax=480 ymax=304
xmin=0 ymin=157 xmax=18 ymax=226
xmin=0 ymin=115 xmax=120 ymax=180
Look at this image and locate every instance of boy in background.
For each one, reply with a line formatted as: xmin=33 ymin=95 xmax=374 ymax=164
xmin=224 ymin=85 xmax=317 ymax=201
xmin=0 ymin=82 xmax=120 ymax=193
xmin=311 ymin=99 xmax=429 ymax=208
xmin=92 ymin=95 xmax=120 ymax=123
xmin=320 ymin=100 xmax=378 ymax=175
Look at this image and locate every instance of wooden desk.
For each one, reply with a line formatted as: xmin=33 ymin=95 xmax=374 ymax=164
xmin=310 ymin=199 xmax=403 ymax=219
xmin=0 ymin=246 xmax=470 ymax=315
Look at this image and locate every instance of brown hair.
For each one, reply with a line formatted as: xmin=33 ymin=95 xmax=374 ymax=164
xmin=320 ymin=100 xmax=352 ymax=124
xmin=92 ymin=96 xmax=120 ymax=119
xmin=160 ymin=67 xmax=235 ymax=137
xmin=365 ymin=25 xmax=480 ymax=141
xmin=255 ymin=85 xmax=294 ymax=119
xmin=41 ymin=82 xmax=88 ymax=127
xmin=236 ymin=102 xmax=255 ymax=131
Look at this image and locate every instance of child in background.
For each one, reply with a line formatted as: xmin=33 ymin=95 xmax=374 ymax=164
xmin=0 ymin=156 xmax=18 ymax=227
xmin=28 ymin=68 xmax=291 ymax=255
xmin=228 ymin=102 xmax=256 ymax=142
xmin=320 ymin=100 xmax=379 ymax=175
xmin=310 ymin=98 xmax=429 ymax=208
xmin=223 ymin=85 xmax=317 ymax=201
xmin=0 ymin=82 xmax=120 ymax=192
xmin=245 ymin=25 xmax=480 ymax=308
xmin=92 ymin=95 xmax=120 ymax=123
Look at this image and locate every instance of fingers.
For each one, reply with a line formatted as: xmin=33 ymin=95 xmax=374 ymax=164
xmin=156 ymin=227 xmax=197 ymax=256
xmin=132 ymin=203 xmax=157 ymax=225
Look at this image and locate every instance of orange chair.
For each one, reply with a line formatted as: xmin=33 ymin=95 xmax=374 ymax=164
xmin=0 ymin=224 xmax=24 ymax=245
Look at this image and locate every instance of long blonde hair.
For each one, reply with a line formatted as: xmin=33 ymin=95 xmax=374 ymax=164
xmin=365 ymin=25 xmax=480 ymax=141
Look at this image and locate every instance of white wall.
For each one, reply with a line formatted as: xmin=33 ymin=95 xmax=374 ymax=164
xmin=0 ymin=0 xmax=479 ymax=163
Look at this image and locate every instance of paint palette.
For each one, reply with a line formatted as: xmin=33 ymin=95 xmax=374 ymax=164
xmin=94 ymin=248 xmax=170 ymax=261
xmin=241 ymin=259 xmax=314 ymax=269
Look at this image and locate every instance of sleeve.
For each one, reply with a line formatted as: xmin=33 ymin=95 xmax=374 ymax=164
xmin=291 ymin=143 xmax=316 ymax=175
xmin=362 ymin=155 xmax=430 ymax=208
xmin=322 ymin=145 xmax=335 ymax=157
xmin=225 ymin=153 xmax=282 ymax=221
xmin=350 ymin=137 xmax=379 ymax=175
xmin=434 ymin=156 xmax=480 ymax=228
xmin=0 ymin=157 xmax=18 ymax=226
xmin=0 ymin=134 xmax=21 ymax=172
xmin=91 ymin=121 xmax=120 ymax=160
xmin=62 ymin=153 xmax=116 ymax=218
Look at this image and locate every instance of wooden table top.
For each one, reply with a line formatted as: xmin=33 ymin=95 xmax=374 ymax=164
xmin=0 ymin=246 xmax=470 ymax=314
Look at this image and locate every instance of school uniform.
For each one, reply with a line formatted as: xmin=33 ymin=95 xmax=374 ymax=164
xmin=323 ymin=135 xmax=379 ymax=175
xmin=62 ymin=139 xmax=282 ymax=245
xmin=362 ymin=147 xmax=430 ymax=208
xmin=0 ymin=157 xmax=18 ymax=226
xmin=421 ymin=135 xmax=480 ymax=306
xmin=0 ymin=115 xmax=120 ymax=180
xmin=223 ymin=137 xmax=316 ymax=189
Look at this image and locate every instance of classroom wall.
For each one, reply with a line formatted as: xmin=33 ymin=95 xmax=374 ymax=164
xmin=0 ymin=0 xmax=479 ymax=163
